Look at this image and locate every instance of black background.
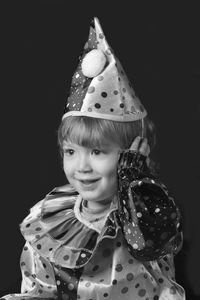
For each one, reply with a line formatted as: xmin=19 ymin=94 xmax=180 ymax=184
xmin=1 ymin=1 xmax=200 ymax=298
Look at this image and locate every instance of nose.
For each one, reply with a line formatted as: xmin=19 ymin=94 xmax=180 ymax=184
xmin=77 ymin=153 xmax=92 ymax=173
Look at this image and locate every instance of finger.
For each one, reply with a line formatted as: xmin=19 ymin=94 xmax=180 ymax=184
xmin=144 ymin=145 xmax=151 ymax=157
xmin=130 ymin=136 xmax=142 ymax=151
xmin=142 ymin=142 xmax=150 ymax=156
xmin=139 ymin=138 xmax=149 ymax=156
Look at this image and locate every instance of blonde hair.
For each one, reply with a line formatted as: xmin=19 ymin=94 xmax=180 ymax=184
xmin=57 ymin=116 xmax=156 ymax=155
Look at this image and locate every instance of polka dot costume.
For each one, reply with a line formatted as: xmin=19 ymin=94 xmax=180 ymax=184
xmin=1 ymin=151 xmax=185 ymax=300
xmin=63 ymin=17 xmax=147 ymax=122
xmin=117 ymin=151 xmax=183 ymax=261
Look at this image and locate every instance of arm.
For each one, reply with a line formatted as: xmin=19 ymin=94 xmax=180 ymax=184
xmin=1 ymin=242 xmax=57 ymax=300
xmin=117 ymin=144 xmax=183 ymax=261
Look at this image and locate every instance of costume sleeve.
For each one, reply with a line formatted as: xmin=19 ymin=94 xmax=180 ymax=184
xmin=1 ymin=242 xmax=57 ymax=300
xmin=117 ymin=150 xmax=183 ymax=261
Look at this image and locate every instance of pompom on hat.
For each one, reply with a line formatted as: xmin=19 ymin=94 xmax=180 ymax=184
xmin=63 ymin=17 xmax=147 ymax=122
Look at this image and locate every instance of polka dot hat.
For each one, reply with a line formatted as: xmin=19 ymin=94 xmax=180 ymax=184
xmin=63 ymin=17 xmax=147 ymax=122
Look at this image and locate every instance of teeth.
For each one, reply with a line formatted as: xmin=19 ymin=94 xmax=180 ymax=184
xmin=82 ymin=179 xmax=98 ymax=184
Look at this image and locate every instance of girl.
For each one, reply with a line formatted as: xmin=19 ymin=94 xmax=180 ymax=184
xmin=1 ymin=17 xmax=185 ymax=300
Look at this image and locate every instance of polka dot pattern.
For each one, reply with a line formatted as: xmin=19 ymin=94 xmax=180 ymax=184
xmin=88 ymin=86 xmax=95 ymax=94
xmin=101 ymin=92 xmax=107 ymax=98
xmin=17 ymin=145 xmax=184 ymax=300
xmin=63 ymin=17 xmax=147 ymax=122
xmin=138 ymin=289 xmax=146 ymax=296
xmin=115 ymin=264 xmax=123 ymax=272
xmin=118 ymin=150 xmax=183 ymax=261
xmin=63 ymin=255 xmax=69 ymax=261
xmin=95 ymin=103 xmax=101 ymax=109
xmin=24 ymin=271 xmax=30 ymax=277
xmin=126 ymin=273 xmax=134 ymax=281
xmin=54 ymin=265 xmax=82 ymax=299
xmin=93 ymin=265 xmax=99 ymax=272
xmin=121 ymin=287 xmax=129 ymax=294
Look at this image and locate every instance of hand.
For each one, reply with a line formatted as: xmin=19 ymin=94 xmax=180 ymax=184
xmin=130 ymin=136 xmax=150 ymax=157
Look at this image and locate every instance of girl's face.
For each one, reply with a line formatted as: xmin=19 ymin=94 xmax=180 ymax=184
xmin=62 ymin=140 xmax=121 ymax=209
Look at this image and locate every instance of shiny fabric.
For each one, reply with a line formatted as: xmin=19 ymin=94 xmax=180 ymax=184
xmin=1 ymin=151 xmax=185 ymax=300
xmin=62 ymin=17 xmax=147 ymax=122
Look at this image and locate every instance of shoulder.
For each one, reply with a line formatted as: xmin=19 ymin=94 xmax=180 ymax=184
xmin=21 ymin=184 xmax=79 ymax=227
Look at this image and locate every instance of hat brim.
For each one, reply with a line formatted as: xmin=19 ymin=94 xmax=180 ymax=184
xmin=62 ymin=110 xmax=147 ymax=122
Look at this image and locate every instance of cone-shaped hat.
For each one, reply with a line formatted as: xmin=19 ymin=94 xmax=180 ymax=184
xmin=62 ymin=17 xmax=147 ymax=122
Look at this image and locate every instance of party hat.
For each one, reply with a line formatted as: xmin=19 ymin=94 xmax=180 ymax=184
xmin=62 ymin=17 xmax=147 ymax=122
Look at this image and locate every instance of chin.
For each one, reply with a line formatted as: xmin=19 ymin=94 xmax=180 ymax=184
xmin=79 ymin=191 xmax=100 ymax=201
xmin=81 ymin=190 xmax=114 ymax=203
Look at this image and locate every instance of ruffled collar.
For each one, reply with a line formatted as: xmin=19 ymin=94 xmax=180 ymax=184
xmin=20 ymin=185 xmax=120 ymax=268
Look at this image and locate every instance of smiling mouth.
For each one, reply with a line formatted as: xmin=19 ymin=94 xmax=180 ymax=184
xmin=79 ymin=179 xmax=100 ymax=184
xmin=75 ymin=177 xmax=101 ymax=187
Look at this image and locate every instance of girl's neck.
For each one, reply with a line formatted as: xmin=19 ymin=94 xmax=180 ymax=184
xmin=83 ymin=197 xmax=113 ymax=213
xmin=74 ymin=194 xmax=118 ymax=233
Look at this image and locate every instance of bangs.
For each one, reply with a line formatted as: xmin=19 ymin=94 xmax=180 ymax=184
xmin=58 ymin=116 xmax=122 ymax=148
xmin=58 ymin=115 xmax=156 ymax=153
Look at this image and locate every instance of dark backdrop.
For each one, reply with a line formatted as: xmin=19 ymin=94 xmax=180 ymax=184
xmin=1 ymin=1 xmax=200 ymax=298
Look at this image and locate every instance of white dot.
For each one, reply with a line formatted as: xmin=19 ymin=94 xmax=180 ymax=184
xmin=137 ymin=212 xmax=142 ymax=218
xmin=151 ymin=179 xmax=155 ymax=184
xmin=155 ymin=208 xmax=160 ymax=213
xmin=56 ymin=280 xmax=61 ymax=285
xmin=132 ymin=243 xmax=138 ymax=249
xmin=81 ymin=253 xmax=86 ymax=258
xmin=75 ymin=73 xmax=80 ymax=78
xmin=128 ymin=228 xmax=131 ymax=234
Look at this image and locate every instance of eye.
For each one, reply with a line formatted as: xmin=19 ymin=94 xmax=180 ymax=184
xmin=63 ymin=149 xmax=75 ymax=156
xmin=92 ymin=149 xmax=103 ymax=155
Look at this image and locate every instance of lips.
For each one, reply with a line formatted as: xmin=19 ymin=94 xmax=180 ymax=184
xmin=79 ymin=178 xmax=100 ymax=184
xmin=75 ymin=177 xmax=101 ymax=190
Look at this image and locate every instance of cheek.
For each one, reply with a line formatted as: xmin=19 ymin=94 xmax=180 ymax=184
xmin=100 ymin=159 xmax=118 ymax=180
xmin=103 ymin=163 xmax=118 ymax=194
xmin=63 ymin=159 xmax=74 ymax=179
